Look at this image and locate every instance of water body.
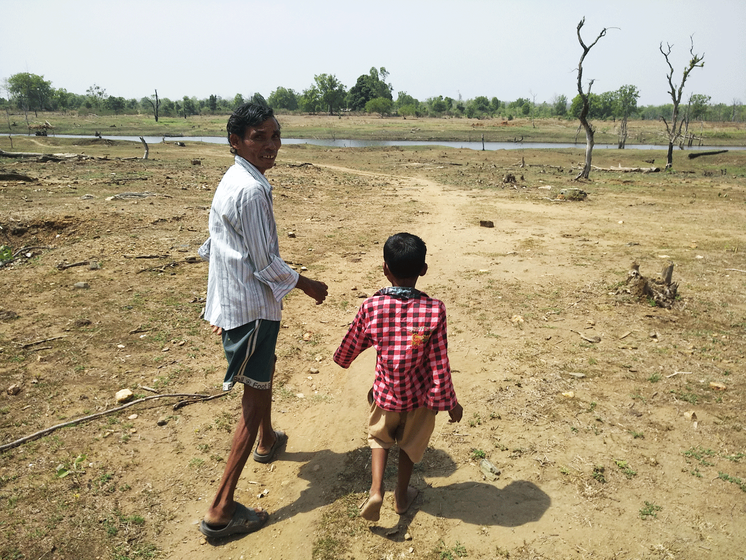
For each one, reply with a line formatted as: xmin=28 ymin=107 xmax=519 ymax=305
xmin=33 ymin=134 xmax=746 ymax=152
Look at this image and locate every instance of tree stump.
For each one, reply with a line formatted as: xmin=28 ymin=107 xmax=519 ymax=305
xmin=624 ymin=261 xmax=678 ymax=308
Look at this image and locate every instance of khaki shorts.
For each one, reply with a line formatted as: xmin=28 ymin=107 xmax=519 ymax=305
xmin=367 ymin=389 xmax=437 ymax=464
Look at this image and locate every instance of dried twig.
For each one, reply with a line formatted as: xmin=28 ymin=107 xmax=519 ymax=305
xmin=56 ymin=261 xmax=90 ymax=270
xmin=0 ymin=392 xmax=225 ymax=452
xmin=17 ymin=335 xmax=67 ymax=349
xmin=666 ymin=371 xmax=692 ymax=378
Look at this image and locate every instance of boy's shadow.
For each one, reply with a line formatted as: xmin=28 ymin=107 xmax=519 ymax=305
xmin=358 ymin=447 xmax=550 ymax=542
xmin=372 ymin=478 xmax=551 ymax=541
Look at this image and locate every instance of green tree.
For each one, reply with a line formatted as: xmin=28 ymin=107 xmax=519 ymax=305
xmin=268 ymin=87 xmax=299 ymax=111
xmin=233 ymin=93 xmax=245 ymax=108
xmin=53 ymin=88 xmax=72 ymax=113
xmin=553 ymin=94 xmax=568 ymax=116
xmin=613 ymin=85 xmax=639 ymax=148
xmin=427 ymin=96 xmax=447 ymax=115
xmin=314 ymin=73 xmax=346 ymax=114
xmin=471 ymin=96 xmax=491 ymax=116
xmin=395 ymin=91 xmax=420 ymax=116
xmin=182 ymin=96 xmax=198 ymax=118
xmin=208 ymin=94 xmax=218 ymax=112
xmin=688 ymin=93 xmax=710 ymax=121
xmin=490 ymin=97 xmax=501 ymax=113
xmin=104 ymin=96 xmax=126 ymax=114
xmin=365 ymin=97 xmax=394 ymax=116
xmin=347 ymin=67 xmax=392 ymax=111
xmin=86 ymin=84 xmax=107 ymax=110
xmin=6 ymin=72 xmax=53 ymax=115
xmin=299 ymin=86 xmax=322 ymax=113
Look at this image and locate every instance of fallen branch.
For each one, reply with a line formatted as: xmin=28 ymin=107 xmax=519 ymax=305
xmin=0 ymin=392 xmax=228 ymax=452
xmin=666 ymin=371 xmax=692 ymax=378
xmin=724 ymin=268 xmax=746 ymax=273
xmin=17 ymin=335 xmax=67 ymax=349
xmin=592 ymin=164 xmax=660 ymax=173
xmin=570 ymin=329 xmax=601 ymax=343
xmin=687 ymin=150 xmax=728 ymax=159
xmin=56 ymin=261 xmax=90 ymax=270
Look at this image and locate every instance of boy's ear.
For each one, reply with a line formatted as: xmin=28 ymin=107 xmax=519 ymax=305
xmin=420 ymin=263 xmax=428 ymax=277
xmin=383 ymin=262 xmax=393 ymax=281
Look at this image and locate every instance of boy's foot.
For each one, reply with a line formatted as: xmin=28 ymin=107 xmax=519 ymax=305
xmin=394 ymin=486 xmax=419 ymax=515
xmin=360 ymin=493 xmax=383 ymax=521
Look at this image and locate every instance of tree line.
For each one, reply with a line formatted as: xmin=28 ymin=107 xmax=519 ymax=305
xmin=2 ymin=66 xmax=744 ymax=123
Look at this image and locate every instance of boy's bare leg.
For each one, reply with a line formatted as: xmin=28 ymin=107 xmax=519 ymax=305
xmin=204 ymin=385 xmax=271 ymax=526
xmin=361 ymin=447 xmax=388 ymax=521
xmin=394 ymin=449 xmax=418 ymax=515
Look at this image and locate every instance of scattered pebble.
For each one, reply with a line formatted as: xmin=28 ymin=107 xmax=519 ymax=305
xmin=115 ymin=389 xmax=133 ymax=403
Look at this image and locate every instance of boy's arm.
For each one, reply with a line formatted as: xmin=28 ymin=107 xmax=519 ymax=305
xmin=424 ymin=304 xmax=459 ymax=411
xmin=333 ymin=305 xmax=371 ymax=368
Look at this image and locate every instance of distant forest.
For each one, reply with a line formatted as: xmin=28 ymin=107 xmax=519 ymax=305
xmin=3 ymin=68 xmax=744 ymax=123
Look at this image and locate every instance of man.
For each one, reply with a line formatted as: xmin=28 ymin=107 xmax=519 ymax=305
xmin=197 ymin=100 xmax=328 ymax=538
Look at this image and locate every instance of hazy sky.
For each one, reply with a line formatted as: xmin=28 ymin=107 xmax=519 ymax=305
xmin=2 ymin=0 xmax=745 ymax=107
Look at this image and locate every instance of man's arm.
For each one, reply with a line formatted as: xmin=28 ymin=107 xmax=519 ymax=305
xmin=295 ymin=274 xmax=328 ymax=305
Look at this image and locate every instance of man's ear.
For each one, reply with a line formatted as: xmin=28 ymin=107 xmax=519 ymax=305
xmin=229 ymin=133 xmax=242 ymax=151
xmin=420 ymin=263 xmax=428 ymax=277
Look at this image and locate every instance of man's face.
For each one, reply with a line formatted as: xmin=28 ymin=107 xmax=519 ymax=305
xmin=230 ymin=117 xmax=281 ymax=175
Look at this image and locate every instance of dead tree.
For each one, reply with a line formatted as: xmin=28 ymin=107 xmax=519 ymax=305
xmin=574 ymin=17 xmax=609 ymax=180
xmin=659 ymin=37 xmax=705 ymax=169
xmin=145 ymin=89 xmax=161 ymax=123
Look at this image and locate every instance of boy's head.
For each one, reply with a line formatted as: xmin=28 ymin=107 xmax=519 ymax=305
xmin=383 ymin=233 xmax=427 ymax=281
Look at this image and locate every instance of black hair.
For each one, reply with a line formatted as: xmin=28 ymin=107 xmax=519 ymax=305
xmin=384 ymin=232 xmax=427 ymax=279
xmin=226 ymin=94 xmax=276 ymax=154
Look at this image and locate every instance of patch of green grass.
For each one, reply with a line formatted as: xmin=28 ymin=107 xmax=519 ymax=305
xmin=470 ymin=449 xmax=486 ymax=460
xmin=671 ymin=389 xmax=700 ymax=404
xmin=683 ymin=446 xmax=716 ymax=466
xmin=468 ymin=413 xmax=482 ymax=428
xmin=592 ymin=465 xmax=606 ymax=483
xmin=615 ymin=459 xmax=637 ymax=479
xmin=629 ymin=430 xmax=645 ymax=439
xmin=648 ymin=373 xmax=661 ymax=383
xmin=639 ymin=501 xmax=662 ymax=519
xmin=436 ymin=540 xmax=468 ymax=560
xmin=723 ymin=452 xmax=745 ymax=462
xmin=718 ymin=472 xmax=746 ymax=492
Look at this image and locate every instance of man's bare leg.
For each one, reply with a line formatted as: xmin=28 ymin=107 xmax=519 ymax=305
xmin=361 ymin=447 xmax=388 ymax=521
xmin=204 ymin=385 xmax=271 ymax=525
xmin=394 ymin=449 xmax=418 ymax=515
xmin=254 ymin=358 xmax=276 ymax=456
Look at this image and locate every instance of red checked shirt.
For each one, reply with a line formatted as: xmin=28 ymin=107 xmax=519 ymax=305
xmin=333 ymin=287 xmax=458 ymax=413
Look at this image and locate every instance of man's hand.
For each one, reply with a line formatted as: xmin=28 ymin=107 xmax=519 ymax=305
xmin=296 ymin=275 xmax=328 ymax=305
xmin=448 ymin=403 xmax=463 ymax=423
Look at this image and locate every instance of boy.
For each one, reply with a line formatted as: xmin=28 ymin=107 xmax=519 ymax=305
xmin=333 ymin=232 xmax=463 ymax=521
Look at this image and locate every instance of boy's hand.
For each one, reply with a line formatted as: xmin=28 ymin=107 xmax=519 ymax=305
xmin=448 ymin=403 xmax=463 ymax=423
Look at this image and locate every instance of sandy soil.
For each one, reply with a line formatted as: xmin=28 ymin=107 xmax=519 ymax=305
xmin=1 ymin=135 xmax=745 ymax=560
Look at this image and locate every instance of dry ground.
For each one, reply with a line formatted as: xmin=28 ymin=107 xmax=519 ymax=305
xmin=1 ymin=135 xmax=746 ymax=560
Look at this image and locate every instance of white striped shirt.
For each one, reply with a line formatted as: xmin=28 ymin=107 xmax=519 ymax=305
xmin=198 ymin=156 xmax=299 ymax=330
